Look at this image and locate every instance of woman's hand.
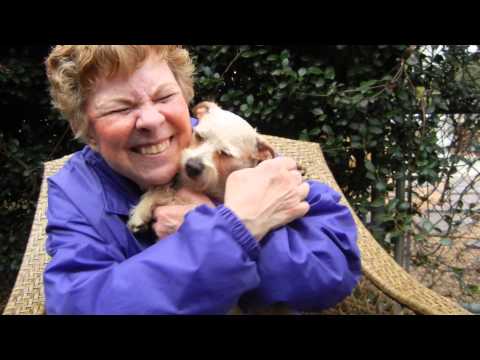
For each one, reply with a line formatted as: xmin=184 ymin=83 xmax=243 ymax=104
xmin=224 ymin=157 xmax=310 ymax=242
xmin=152 ymin=188 xmax=215 ymax=239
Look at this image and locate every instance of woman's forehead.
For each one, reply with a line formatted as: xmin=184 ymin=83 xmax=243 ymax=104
xmin=90 ymin=59 xmax=179 ymax=103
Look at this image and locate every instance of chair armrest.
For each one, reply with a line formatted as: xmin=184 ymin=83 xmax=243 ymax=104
xmin=3 ymin=155 xmax=71 ymax=315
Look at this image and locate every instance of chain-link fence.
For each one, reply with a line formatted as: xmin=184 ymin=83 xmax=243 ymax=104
xmin=413 ymin=114 xmax=480 ymax=241
xmin=410 ymin=113 xmax=480 ymax=307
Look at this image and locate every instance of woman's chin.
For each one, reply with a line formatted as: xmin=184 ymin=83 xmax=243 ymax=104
xmin=135 ymin=166 xmax=178 ymax=189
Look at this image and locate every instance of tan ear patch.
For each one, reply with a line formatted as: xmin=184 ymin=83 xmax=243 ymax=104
xmin=192 ymin=101 xmax=220 ymax=119
xmin=254 ymin=135 xmax=276 ymax=162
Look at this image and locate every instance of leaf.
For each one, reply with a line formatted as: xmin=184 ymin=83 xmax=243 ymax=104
xmin=398 ymin=202 xmax=410 ymax=211
xmin=387 ymin=198 xmax=399 ymax=212
xmin=358 ymin=99 xmax=369 ymax=109
xmin=299 ymin=129 xmax=310 ymax=141
xmin=317 ymin=114 xmax=327 ymax=122
xmin=358 ymin=124 xmax=367 ymax=136
xmin=415 ymin=86 xmax=425 ymax=100
xmin=375 ymin=213 xmax=394 ymax=224
xmin=371 ymin=198 xmax=385 ymax=207
xmin=439 ymin=238 xmax=452 ymax=247
xmin=467 ymin=285 xmax=480 ymax=295
xmin=312 ymin=107 xmax=324 ymax=116
xmin=364 ymin=160 xmax=375 ymax=173
xmin=308 ymin=67 xmax=323 ymax=75
xmin=298 ymin=68 xmax=307 ymax=77
xmin=421 ymin=219 xmax=434 ymax=233
xmin=246 ymin=94 xmax=254 ymax=105
xmin=351 ymin=94 xmax=363 ymax=104
xmin=375 ymin=181 xmax=387 ymax=192
xmin=280 ymin=50 xmax=289 ymax=59
xmin=202 ymin=66 xmax=213 ymax=76
xmin=451 ymin=267 xmax=464 ymax=276
xmin=322 ymin=125 xmax=333 ymax=135
xmin=369 ymin=126 xmax=383 ymax=135
xmin=360 ymin=80 xmax=377 ymax=89
xmin=325 ymin=67 xmax=335 ymax=80
xmin=241 ymin=51 xmax=255 ymax=58
xmin=415 ymin=234 xmax=426 ymax=242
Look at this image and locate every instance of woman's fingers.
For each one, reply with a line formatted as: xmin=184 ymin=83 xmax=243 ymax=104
xmin=259 ymin=156 xmax=300 ymax=172
xmin=298 ymin=181 xmax=310 ymax=200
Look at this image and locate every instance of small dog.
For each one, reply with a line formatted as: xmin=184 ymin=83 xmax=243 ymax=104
xmin=127 ymin=101 xmax=276 ymax=234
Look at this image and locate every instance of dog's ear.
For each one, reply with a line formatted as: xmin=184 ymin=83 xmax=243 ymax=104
xmin=192 ymin=101 xmax=219 ymax=120
xmin=254 ymin=135 xmax=276 ymax=162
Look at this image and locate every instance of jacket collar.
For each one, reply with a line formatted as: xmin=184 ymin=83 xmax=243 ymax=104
xmin=83 ymin=147 xmax=142 ymax=216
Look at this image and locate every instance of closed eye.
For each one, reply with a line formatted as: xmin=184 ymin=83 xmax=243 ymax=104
xmin=194 ymin=132 xmax=205 ymax=142
xmin=154 ymin=93 xmax=177 ymax=103
xmin=219 ymin=149 xmax=233 ymax=157
xmin=105 ymin=107 xmax=131 ymax=116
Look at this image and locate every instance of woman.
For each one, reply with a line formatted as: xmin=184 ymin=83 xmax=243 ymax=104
xmin=43 ymin=45 xmax=362 ymax=314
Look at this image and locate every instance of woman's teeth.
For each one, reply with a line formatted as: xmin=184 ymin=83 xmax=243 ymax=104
xmin=137 ymin=138 xmax=171 ymax=155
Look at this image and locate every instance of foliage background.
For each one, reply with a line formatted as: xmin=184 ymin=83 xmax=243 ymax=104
xmin=1 ymin=45 xmax=479 ymax=311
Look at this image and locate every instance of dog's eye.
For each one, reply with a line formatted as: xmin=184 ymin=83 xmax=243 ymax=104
xmin=194 ymin=132 xmax=204 ymax=142
xmin=219 ymin=149 xmax=232 ymax=157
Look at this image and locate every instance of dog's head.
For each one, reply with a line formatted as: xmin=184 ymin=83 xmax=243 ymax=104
xmin=180 ymin=101 xmax=275 ymax=201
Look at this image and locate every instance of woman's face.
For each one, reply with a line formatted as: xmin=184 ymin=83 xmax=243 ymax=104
xmin=85 ymin=55 xmax=192 ymax=189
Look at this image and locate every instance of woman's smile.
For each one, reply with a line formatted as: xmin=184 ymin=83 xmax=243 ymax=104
xmin=132 ymin=136 xmax=173 ymax=156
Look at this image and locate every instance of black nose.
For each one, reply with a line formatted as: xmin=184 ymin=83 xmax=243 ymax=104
xmin=185 ymin=158 xmax=205 ymax=178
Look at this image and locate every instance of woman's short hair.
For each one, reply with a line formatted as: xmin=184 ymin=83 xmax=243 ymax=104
xmin=45 ymin=45 xmax=195 ymax=143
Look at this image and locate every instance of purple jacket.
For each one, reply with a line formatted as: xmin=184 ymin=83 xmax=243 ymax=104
xmin=44 ymin=123 xmax=361 ymax=314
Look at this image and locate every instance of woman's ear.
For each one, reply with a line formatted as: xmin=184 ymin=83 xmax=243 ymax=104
xmin=87 ymin=133 xmax=98 ymax=151
xmin=254 ymin=135 xmax=276 ymax=162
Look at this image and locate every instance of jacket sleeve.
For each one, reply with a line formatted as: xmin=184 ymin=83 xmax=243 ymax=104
xmin=44 ymin=181 xmax=261 ymax=315
xmin=238 ymin=180 xmax=362 ymax=312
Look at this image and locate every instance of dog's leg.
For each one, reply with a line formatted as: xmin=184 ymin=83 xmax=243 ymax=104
xmin=127 ymin=186 xmax=175 ymax=233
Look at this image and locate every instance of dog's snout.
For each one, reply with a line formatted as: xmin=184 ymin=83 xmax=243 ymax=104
xmin=185 ymin=158 xmax=205 ymax=178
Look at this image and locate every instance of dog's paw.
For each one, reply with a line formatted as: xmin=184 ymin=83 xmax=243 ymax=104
xmin=127 ymin=221 xmax=149 ymax=234
xmin=127 ymin=213 xmax=151 ymax=234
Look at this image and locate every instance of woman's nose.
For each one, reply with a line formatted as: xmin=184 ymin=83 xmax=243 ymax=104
xmin=135 ymin=104 xmax=165 ymax=131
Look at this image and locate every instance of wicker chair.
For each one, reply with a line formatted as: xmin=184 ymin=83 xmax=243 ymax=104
xmin=2 ymin=135 xmax=471 ymax=315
